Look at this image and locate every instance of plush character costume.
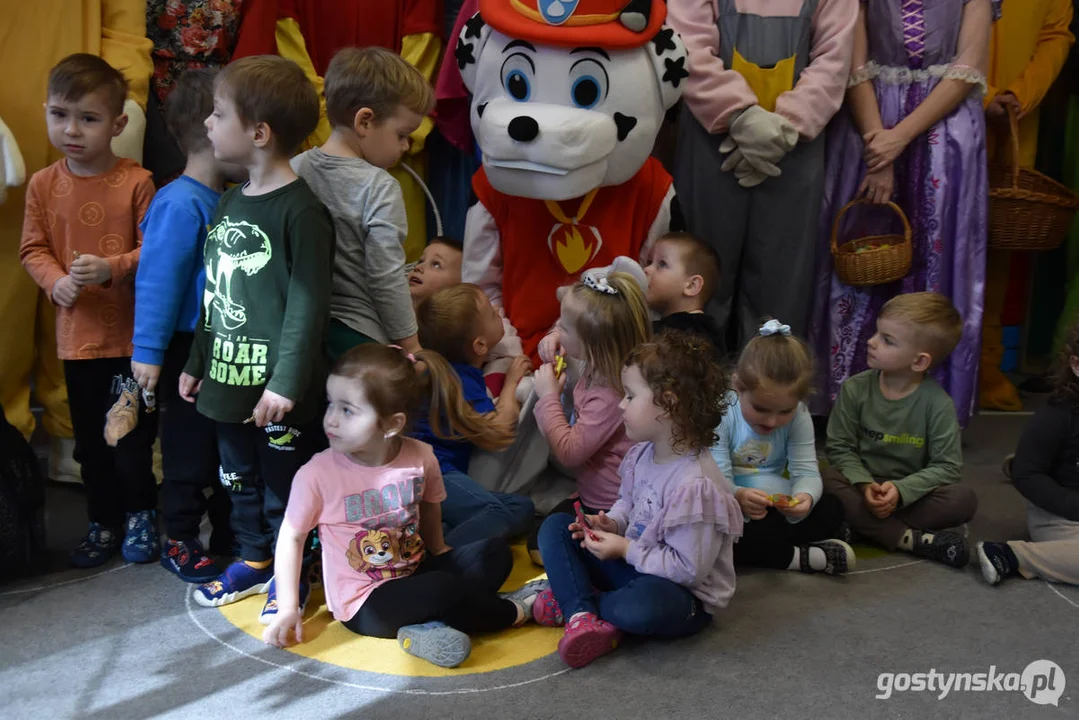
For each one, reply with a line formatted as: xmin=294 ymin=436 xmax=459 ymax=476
xmin=457 ymin=0 xmax=689 ymax=364
xmin=979 ymin=0 xmax=1074 ymax=411
xmin=667 ymin=0 xmax=857 ymax=350
xmin=0 ymin=1 xmax=151 ymax=481
xmin=232 ymin=0 xmax=443 ymax=262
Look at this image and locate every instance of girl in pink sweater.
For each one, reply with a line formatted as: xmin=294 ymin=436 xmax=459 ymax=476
xmin=533 ymin=331 xmax=743 ymax=669
xmin=533 ymin=258 xmax=653 ymax=513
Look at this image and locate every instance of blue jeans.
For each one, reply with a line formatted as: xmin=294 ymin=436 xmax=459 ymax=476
xmin=441 ymin=470 xmax=535 ymax=546
xmin=537 ymin=513 xmax=712 ymax=638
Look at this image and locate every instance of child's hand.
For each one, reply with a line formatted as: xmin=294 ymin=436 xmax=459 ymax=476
xmin=178 ymin=372 xmax=202 ymax=403
xmin=735 ymin=487 xmax=771 ymax=520
xmin=51 ymin=276 xmax=82 ymax=308
xmin=533 ymin=362 xmax=566 ymax=398
xmin=582 ymin=529 xmax=628 ymax=561
xmin=262 ymin=608 xmax=303 ymax=648
xmin=590 ymin=511 xmax=618 ymax=534
xmin=875 ymin=481 xmax=899 ymax=517
xmin=777 ymin=493 xmax=813 ymax=519
xmin=504 ymin=355 xmax=532 ymax=389
xmin=131 ymin=361 xmax=161 ymax=392
xmin=253 ymin=389 xmax=294 ymax=427
xmin=69 ymin=253 xmax=112 ymax=285
xmin=862 ymin=482 xmax=896 ymax=519
xmin=538 ymin=329 xmax=562 ymax=364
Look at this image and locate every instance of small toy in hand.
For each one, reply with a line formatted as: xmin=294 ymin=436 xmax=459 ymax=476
xmin=768 ymin=493 xmax=801 ymax=508
xmin=554 ymin=352 xmax=567 ymax=378
xmin=574 ymin=501 xmax=599 ymax=541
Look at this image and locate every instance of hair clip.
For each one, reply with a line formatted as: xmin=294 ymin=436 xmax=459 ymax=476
xmin=759 ymin=319 xmax=791 ymax=337
xmin=582 ymin=273 xmax=618 ymax=295
xmin=387 ymin=344 xmax=417 ymax=364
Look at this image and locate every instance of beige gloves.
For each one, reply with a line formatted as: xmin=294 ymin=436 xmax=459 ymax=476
xmin=0 ymin=115 xmax=27 ymax=204
xmin=719 ymin=105 xmax=799 ymax=188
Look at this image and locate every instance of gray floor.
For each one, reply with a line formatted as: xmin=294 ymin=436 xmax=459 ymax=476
xmin=2 ymin=410 xmax=1076 ymax=720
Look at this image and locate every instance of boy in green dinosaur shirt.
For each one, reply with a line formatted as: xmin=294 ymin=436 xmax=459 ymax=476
xmin=180 ymin=57 xmax=334 ymax=617
xmin=824 ymin=293 xmax=977 ymax=568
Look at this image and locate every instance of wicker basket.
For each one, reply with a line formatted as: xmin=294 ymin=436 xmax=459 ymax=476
xmin=831 ymin=199 xmax=913 ymax=287
xmin=988 ymin=107 xmax=1079 ymax=251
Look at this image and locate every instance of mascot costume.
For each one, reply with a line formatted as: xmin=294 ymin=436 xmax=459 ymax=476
xmin=456 ymin=0 xmax=687 ymax=504
xmin=456 ymin=0 xmax=689 ymax=363
xmin=0 ymin=1 xmax=151 ymax=482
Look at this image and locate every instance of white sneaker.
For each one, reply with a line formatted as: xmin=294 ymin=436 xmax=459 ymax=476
xmin=49 ymin=436 xmax=82 ymax=484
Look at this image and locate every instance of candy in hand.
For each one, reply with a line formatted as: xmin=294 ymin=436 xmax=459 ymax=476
xmin=554 ymin=353 xmax=567 ymax=378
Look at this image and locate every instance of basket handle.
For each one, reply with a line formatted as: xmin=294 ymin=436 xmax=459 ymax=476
xmin=831 ymin=198 xmax=912 ymax=255
xmin=1005 ymin=104 xmax=1021 ymax=188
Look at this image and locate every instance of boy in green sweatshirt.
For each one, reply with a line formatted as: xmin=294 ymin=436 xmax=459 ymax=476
xmin=823 ymin=293 xmax=977 ymax=568
xmin=178 ymin=56 xmax=334 ymax=618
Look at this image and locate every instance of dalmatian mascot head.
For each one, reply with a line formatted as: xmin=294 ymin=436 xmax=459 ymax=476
xmin=455 ymin=0 xmax=688 ymax=202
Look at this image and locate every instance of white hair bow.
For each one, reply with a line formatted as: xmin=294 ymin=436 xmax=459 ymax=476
xmin=582 ymin=273 xmax=617 ymax=295
xmin=759 ymin=319 xmax=791 ymax=337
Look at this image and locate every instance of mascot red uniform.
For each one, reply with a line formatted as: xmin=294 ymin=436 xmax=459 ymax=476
xmin=456 ymin=0 xmax=689 ymax=363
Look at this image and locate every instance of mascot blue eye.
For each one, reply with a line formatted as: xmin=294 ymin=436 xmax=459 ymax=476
xmin=571 ymin=76 xmax=601 ymax=109
xmin=504 ymin=70 xmax=531 ymax=101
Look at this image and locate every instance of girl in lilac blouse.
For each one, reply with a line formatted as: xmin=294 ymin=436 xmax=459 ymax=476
xmin=532 ymin=332 xmax=743 ymax=669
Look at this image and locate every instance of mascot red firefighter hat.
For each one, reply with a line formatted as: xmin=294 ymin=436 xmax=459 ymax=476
xmin=457 ymin=0 xmax=688 ymax=361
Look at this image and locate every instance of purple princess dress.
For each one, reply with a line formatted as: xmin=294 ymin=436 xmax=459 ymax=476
xmin=808 ymin=0 xmax=999 ymax=426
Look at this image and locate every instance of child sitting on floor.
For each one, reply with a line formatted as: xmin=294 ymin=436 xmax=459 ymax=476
xmin=977 ymin=318 xmax=1079 ymax=587
xmin=413 ymin=283 xmax=535 ymax=545
xmin=262 ymin=344 xmax=548 ymax=668
xmin=535 ymin=331 xmax=742 ymax=668
xmin=713 ymin=319 xmax=853 ymax=575
xmin=643 ymin=231 xmax=725 ymax=357
xmin=824 ymin=292 xmax=977 ymax=568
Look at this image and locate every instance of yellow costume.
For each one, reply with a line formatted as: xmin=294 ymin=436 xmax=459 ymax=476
xmin=979 ymin=0 xmax=1074 ymax=411
xmin=0 ymin=2 xmax=152 ymax=470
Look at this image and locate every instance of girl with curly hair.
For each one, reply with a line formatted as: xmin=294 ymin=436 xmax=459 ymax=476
xmin=712 ymin=319 xmax=854 ymax=576
xmin=976 ymin=318 xmax=1079 ymax=588
xmin=532 ymin=330 xmax=743 ymax=669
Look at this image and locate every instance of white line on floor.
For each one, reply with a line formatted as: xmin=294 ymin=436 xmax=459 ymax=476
xmin=1046 ymin=581 xmax=1079 ymax=609
xmin=185 ymin=589 xmax=571 ymax=694
xmin=0 ymin=562 xmax=133 ymax=596
xmin=847 ymin=560 xmax=925 ymax=575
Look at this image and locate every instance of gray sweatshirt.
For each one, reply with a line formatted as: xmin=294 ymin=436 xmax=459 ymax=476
xmin=292 ymin=149 xmax=417 ymax=343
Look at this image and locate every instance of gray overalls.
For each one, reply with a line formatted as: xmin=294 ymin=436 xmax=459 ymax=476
xmin=674 ymin=0 xmax=825 ymax=349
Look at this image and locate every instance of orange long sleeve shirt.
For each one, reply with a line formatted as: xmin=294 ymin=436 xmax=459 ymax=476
xmin=19 ymin=158 xmax=154 ymax=360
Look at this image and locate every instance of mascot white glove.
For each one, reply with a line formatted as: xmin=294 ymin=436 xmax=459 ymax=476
xmin=718 ymin=105 xmax=798 ymax=187
xmin=0 ymin=115 xmax=27 ymax=204
xmin=718 ymin=137 xmax=780 ymax=188
xmin=111 ymin=98 xmax=147 ymax=165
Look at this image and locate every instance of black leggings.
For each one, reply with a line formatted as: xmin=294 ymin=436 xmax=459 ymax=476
xmin=733 ymin=494 xmax=846 ymax=569
xmin=343 ymin=537 xmax=518 ymax=638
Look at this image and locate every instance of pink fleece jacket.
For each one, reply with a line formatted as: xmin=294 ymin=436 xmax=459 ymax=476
xmin=667 ymin=0 xmax=857 ymax=140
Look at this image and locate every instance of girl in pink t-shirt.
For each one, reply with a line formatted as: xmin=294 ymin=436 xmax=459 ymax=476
xmin=535 ymin=332 xmax=744 ymax=669
xmin=262 ymin=344 xmax=547 ymax=668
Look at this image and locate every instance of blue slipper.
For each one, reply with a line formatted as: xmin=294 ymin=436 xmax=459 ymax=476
xmin=397 ymin=622 xmax=471 ymax=667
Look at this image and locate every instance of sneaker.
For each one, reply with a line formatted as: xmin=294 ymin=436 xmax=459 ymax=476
xmin=801 ymin=539 xmax=856 ymax=575
xmin=193 ymin=561 xmax=273 ymax=607
xmin=121 ymin=510 xmax=159 ymax=563
xmin=397 ymin=621 xmax=472 ymax=668
xmin=68 ymin=523 xmax=121 ymax=568
xmin=160 ymin=538 xmax=222 ymax=582
xmin=977 ymin=541 xmax=1019 ymax=586
xmin=499 ymin=579 xmax=550 ymax=624
xmin=558 ymin=612 xmax=622 ymax=668
xmin=533 ymin=588 xmax=565 ymax=627
xmin=259 ymin=576 xmax=311 ymax=625
xmin=910 ymin=530 xmax=969 ymax=568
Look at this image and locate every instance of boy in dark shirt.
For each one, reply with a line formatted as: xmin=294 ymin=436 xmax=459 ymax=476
xmin=179 ymin=56 xmax=334 ymax=618
xmin=643 ymin=231 xmax=725 ymax=357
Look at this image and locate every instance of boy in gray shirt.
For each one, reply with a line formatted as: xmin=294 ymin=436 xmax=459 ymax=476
xmin=292 ymin=47 xmax=435 ymax=360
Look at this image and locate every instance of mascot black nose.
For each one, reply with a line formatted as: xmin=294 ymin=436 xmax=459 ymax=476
xmin=508 ymin=115 xmax=539 ymax=143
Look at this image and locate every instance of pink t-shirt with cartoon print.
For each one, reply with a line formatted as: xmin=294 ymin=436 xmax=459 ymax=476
xmin=285 ymin=438 xmax=447 ymax=622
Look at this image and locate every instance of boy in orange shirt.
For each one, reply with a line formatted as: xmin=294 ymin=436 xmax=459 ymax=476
xmin=19 ymin=54 xmax=159 ymax=569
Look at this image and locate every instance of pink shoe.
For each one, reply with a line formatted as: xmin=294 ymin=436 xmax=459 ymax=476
xmin=557 ymin=613 xmax=621 ymax=668
xmin=533 ymin=588 xmax=564 ymax=627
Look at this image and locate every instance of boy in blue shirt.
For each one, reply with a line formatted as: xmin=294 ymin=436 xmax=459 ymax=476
xmin=132 ymin=70 xmax=233 ymax=582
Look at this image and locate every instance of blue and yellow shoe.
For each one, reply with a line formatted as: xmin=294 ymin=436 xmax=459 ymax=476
xmin=398 ymin=622 xmax=471 ymax=668
xmin=259 ymin=575 xmax=311 ymax=625
xmin=193 ymin=561 xmax=273 ymax=607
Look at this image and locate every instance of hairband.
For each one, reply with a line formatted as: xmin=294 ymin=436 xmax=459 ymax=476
xmin=576 ymin=256 xmax=649 ymax=298
xmin=582 ymin=273 xmax=618 ymax=295
xmin=387 ymin=344 xmax=418 ymax=364
xmin=759 ymin=319 xmax=791 ymax=337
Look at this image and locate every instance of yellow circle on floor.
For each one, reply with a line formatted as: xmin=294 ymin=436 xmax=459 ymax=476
xmin=218 ymin=543 xmax=562 ymax=677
